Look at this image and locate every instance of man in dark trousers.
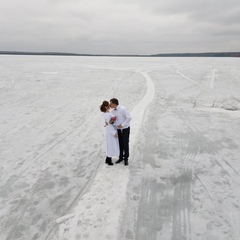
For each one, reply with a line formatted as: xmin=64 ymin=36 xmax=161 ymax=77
xmin=110 ymin=98 xmax=131 ymax=166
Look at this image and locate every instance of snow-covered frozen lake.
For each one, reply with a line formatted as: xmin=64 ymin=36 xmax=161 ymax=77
xmin=1 ymin=55 xmax=240 ymax=240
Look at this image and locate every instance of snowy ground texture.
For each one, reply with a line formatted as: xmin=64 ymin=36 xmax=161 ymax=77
xmin=1 ymin=55 xmax=240 ymax=240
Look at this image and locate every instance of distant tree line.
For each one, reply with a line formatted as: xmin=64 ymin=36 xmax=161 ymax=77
xmin=150 ymin=52 xmax=240 ymax=57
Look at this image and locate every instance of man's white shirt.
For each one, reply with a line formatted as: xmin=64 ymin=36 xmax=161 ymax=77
xmin=113 ymin=105 xmax=131 ymax=129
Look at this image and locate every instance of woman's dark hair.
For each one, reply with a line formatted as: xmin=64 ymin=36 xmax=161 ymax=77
xmin=100 ymin=100 xmax=109 ymax=112
xmin=110 ymin=98 xmax=119 ymax=105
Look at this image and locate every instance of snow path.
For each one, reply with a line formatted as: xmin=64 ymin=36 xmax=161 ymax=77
xmin=209 ymin=66 xmax=217 ymax=89
xmin=54 ymin=71 xmax=155 ymax=240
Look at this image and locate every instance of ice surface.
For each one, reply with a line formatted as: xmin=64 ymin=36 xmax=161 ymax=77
xmin=0 ymin=55 xmax=240 ymax=240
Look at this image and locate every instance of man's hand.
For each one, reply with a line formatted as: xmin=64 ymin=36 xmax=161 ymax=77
xmin=118 ymin=124 xmax=123 ymax=129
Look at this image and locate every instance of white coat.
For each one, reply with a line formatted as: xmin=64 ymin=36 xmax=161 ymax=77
xmin=104 ymin=111 xmax=119 ymax=157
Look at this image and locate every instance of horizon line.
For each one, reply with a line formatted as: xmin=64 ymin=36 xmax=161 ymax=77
xmin=0 ymin=50 xmax=240 ymax=57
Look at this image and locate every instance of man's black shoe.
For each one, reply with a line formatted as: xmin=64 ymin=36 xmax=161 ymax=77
xmin=115 ymin=159 xmax=123 ymax=164
xmin=124 ymin=160 xmax=129 ymax=166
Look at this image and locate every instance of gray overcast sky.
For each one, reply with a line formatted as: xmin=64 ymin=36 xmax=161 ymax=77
xmin=1 ymin=0 xmax=240 ymax=55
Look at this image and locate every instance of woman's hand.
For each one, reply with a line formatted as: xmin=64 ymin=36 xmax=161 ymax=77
xmin=114 ymin=133 xmax=118 ymax=138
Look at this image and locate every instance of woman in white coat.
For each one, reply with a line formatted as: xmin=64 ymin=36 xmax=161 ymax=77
xmin=100 ymin=101 xmax=119 ymax=165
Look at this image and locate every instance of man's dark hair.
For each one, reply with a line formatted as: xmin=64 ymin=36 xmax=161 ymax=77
xmin=110 ymin=98 xmax=119 ymax=105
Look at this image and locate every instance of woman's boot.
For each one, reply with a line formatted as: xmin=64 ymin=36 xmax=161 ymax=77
xmin=107 ymin=157 xmax=113 ymax=165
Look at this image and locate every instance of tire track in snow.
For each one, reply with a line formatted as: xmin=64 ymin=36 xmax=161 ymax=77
xmin=173 ymin=112 xmax=196 ymax=240
xmin=176 ymin=70 xmax=203 ymax=90
xmin=52 ymin=71 xmax=155 ymax=240
xmin=172 ymin=169 xmax=192 ymax=240
xmin=178 ymin=105 xmax=239 ymax=179
xmin=176 ymin=107 xmax=240 ymax=239
xmin=0 ymin=113 xmax=90 ymax=185
xmin=0 ymin=75 xmax=15 ymax=89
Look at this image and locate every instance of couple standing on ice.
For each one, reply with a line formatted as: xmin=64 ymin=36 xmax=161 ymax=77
xmin=100 ymin=98 xmax=131 ymax=166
